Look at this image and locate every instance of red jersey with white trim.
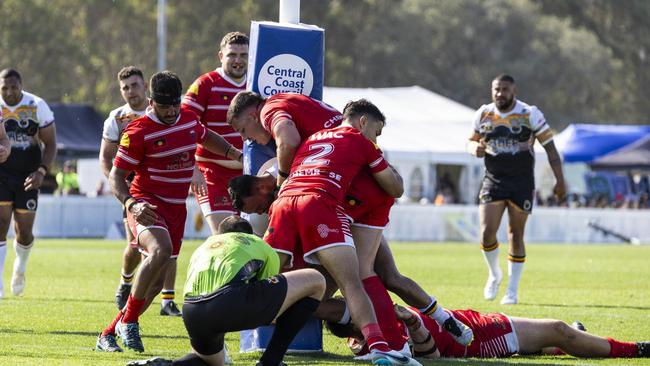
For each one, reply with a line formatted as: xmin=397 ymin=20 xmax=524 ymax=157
xmin=260 ymin=93 xmax=343 ymax=141
xmin=409 ymin=308 xmax=515 ymax=358
xmin=182 ymin=67 xmax=245 ymax=161
xmin=279 ymin=126 xmax=388 ymax=203
xmin=114 ymin=108 xmax=208 ymax=205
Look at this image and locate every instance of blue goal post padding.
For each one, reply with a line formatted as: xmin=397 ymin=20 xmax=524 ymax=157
xmin=240 ymin=317 xmax=323 ymax=353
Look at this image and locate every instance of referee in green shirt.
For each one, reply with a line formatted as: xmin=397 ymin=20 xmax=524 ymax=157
xmin=129 ymin=215 xmax=325 ymax=366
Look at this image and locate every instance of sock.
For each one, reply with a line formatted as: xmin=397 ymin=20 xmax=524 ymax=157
xmin=161 ymin=289 xmax=175 ymax=307
xmin=362 ymin=276 xmax=408 ymax=351
xmin=481 ymin=242 xmax=501 ymax=279
xmin=121 ymin=271 xmax=135 ymax=285
xmin=506 ymin=255 xmax=525 ymax=294
xmin=361 ymin=323 xmax=390 ymax=353
xmin=607 ymin=338 xmax=638 ymax=358
xmin=259 ymin=297 xmax=320 ymax=366
xmin=102 ymin=310 xmax=124 ymax=336
xmin=13 ymin=239 xmax=33 ymax=274
xmin=0 ymin=241 xmax=6 ymax=294
xmin=173 ymin=353 xmax=210 ymax=366
xmin=337 ymin=303 xmax=351 ymax=325
xmin=121 ymin=294 xmax=146 ymax=323
xmin=418 ymin=296 xmax=451 ymax=326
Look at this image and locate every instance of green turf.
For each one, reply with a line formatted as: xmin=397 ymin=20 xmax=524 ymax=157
xmin=1 ymin=239 xmax=649 ymax=365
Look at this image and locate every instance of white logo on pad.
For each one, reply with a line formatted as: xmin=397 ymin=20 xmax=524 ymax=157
xmin=258 ymin=54 xmax=314 ymax=97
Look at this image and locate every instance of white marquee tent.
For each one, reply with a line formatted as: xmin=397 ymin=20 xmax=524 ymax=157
xmin=323 ymin=86 xmax=483 ymax=203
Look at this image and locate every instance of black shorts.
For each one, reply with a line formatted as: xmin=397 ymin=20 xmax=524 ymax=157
xmin=0 ymin=173 xmax=38 ymax=212
xmin=182 ymin=274 xmax=288 ymax=355
xmin=479 ymin=175 xmax=534 ymax=213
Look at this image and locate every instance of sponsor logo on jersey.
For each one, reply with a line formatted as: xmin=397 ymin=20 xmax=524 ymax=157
xmin=258 ymin=54 xmax=314 ymax=97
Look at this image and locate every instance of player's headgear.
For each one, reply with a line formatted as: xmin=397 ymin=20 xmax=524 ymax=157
xmin=217 ymin=215 xmax=254 ymax=235
xmin=228 ymin=175 xmax=257 ymax=211
xmin=150 ymin=70 xmax=182 ymax=105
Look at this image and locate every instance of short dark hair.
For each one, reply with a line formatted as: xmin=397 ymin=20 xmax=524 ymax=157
xmin=493 ymin=74 xmax=515 ymax=84
xmin=220 ymin=31 xmax=249 ymax=49
xmin=217 ymin=215 xmax=254 ymax=234
xmin=343 ymin=99 xmax=385 ymax=125
xmin=150 ymin=70 xmax=182 ymax=102
xmin=228 ymin=175 xmax=257 ymax=211
xmin=0 ymin=69 xmax=22 ymax=83
xmin=118 ymin=66 xmax=144 ymax=82
xmin=227 ymin=91 xmax=264 ymax=124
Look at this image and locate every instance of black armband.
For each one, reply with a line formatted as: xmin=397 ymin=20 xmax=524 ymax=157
xmin=278 ymin=170 xmax=290 ymax=178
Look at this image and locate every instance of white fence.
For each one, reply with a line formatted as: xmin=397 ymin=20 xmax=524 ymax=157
xmin=23 ymin=195 xmax=650 ymax=244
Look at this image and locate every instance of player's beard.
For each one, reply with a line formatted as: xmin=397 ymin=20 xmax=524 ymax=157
xmin=495 ymin=95 xmax=515 ymax=111
xmin=226 ymin=63 xmax=246 ymax=80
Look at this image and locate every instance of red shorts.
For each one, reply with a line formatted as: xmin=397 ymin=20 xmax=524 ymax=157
xmin=195 ymin=161 xmax=241 ymax=217
xmin=416 ymin=309 xmax=518 ymax=358
xmin=345 ymin=172 xmax=394 ymax=229
xmin=264 ymin=194 xmax=354 ymax=269
xmin=127 ymin=196 xmax=187 ymax=258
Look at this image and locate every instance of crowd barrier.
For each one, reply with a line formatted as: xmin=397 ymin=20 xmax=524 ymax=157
xmin=23 ymin=195 xmax=650 ymax=244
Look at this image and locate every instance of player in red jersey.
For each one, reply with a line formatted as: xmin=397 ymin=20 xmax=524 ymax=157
xmin=96 ymin=71 xmax=243 ymax=353
xmin=327 ymin=300 xmax=650 ymax=360
xmin=182 ymin=31 xmax=248 ymax=235
xmin=227 ymin=91 xmax=343 ymax=187
xmin=100 ymin=66 xmax=182 ymax=316
xmin=244 ymin=99 xmax=418 ymax=365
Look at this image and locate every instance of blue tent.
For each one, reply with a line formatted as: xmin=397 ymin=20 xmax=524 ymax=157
xmin=554 ymin=124 xmax=650 ymax=163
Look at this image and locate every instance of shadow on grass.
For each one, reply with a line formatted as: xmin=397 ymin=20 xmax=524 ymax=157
xmin=0 ymin=328 xmax=186 ymax=340
xmin=519 ymin=302 xmax=650 ymax=311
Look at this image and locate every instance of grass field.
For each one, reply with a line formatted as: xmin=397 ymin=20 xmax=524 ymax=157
xmin=1 ymin=239 xmax=649 ymax=366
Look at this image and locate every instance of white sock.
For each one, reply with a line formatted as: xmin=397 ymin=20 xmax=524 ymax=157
xmin=481 ymin=244 xmax=501 ymax=280
xmin=337 ymin=303 xmax=351 ymax=324
xmin=506 ymin=260 xmax=525 ymax=294
xmin=13 ymin=240 xmax=33 ymax=274
xmin=419 ymin=296 xmax=451 ymax=325
xmin=0 ymin=241 xmax=6 ymax=293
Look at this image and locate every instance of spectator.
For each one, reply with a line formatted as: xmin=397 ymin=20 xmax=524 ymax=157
xmin=55 ymin=160 xmax=79 ymax=195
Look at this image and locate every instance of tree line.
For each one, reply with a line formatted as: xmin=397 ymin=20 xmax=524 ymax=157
xmin=0 ymin=0 xmax=647 ymax=130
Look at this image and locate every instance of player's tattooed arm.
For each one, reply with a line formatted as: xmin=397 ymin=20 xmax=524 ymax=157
xmin=202 ymin=130 xmax=243 ymax=163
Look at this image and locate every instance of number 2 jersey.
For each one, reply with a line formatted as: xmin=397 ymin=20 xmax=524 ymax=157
xmin=472 ymin=99 xmax=553 ymax=178
xmin=279 ymin=126 xmax=389 ymax=204
xmin=0 ymin=91 xmax=54 ymax=175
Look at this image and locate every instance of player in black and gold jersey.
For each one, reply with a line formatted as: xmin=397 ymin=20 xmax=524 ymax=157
xmin=467 ymin=74 xmax=566 ymax=305
xmin=0 ymin=68 xmax=57 ymax=298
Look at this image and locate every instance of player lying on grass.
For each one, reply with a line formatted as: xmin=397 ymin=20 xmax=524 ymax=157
xmin=326 ymin=299 xmax=650 ymax=359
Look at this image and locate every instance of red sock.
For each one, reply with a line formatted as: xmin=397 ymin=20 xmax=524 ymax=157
xmin=363 ymin=276 xmax=408 ymax=351
xmin=101 ymin=310 xmax=124 ymax=336
xmin=361 ymin=323 xmax=390 ymax=352
xmin=608 ymin=338 xmax=638 ymax=357
xmin=121 ymin=294 xmax=146 ymax=324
